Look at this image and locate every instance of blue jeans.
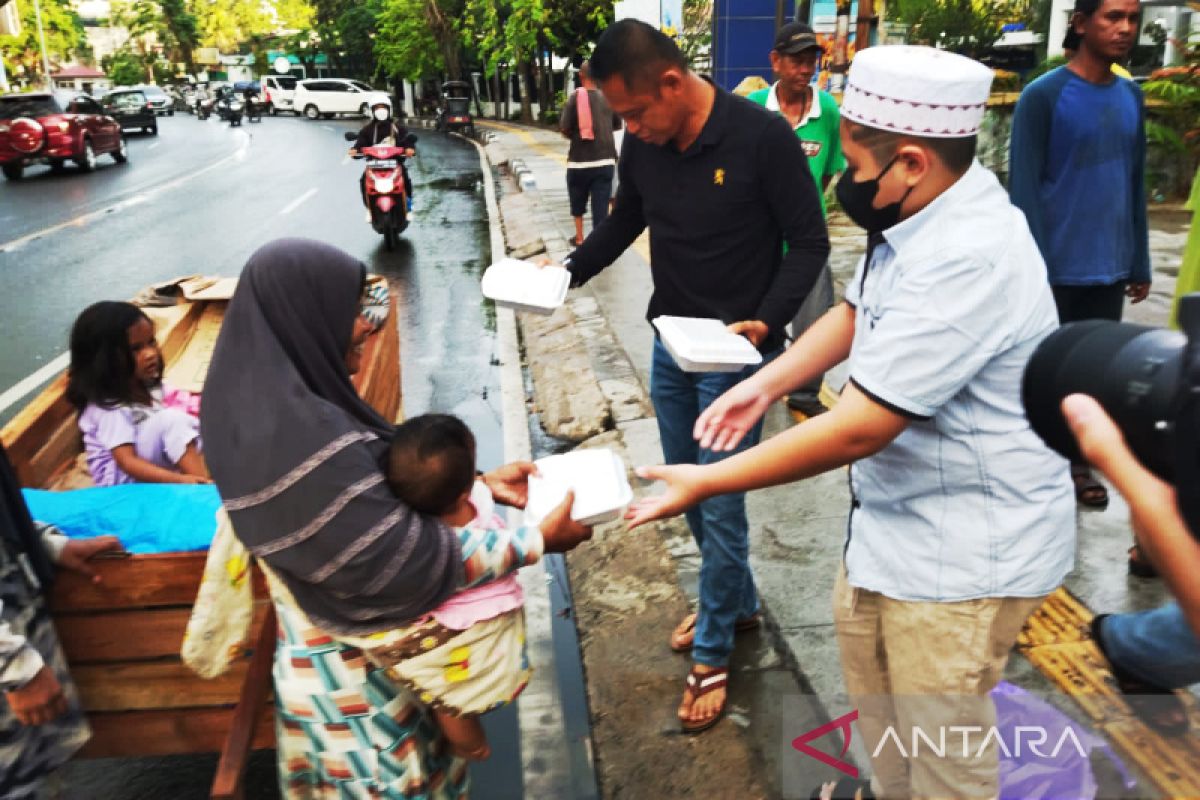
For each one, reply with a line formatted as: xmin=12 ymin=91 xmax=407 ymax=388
xmin=1100 ymin=602 xmax=1200 ymax=689
xmin=650 ymin=337 xmax=778 ymax=667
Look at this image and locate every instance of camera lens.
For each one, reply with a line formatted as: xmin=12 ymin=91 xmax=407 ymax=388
xmin=1022 ymin=321 xmax=1183 ymax=482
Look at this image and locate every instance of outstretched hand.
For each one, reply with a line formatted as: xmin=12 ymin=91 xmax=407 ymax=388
xmin=624 ymin=464 xmax=709 ymax=530
xmin=481 ymin=462 xmax=539 ymax=509
xmin=693 ymin=381 xmax=772 ymax=453
xmin=57 ymin=536 xmax=124 ymax=584
xmin=539 ymin=490 xmax=593 ymax=553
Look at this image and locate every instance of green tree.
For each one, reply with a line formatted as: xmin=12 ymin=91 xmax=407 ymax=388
xmin=159 ymin=0 xmax=200 ymax=75
xmin=194 ymin=0 xmax=275 ymax=52
xmin=102 ymin=47 xmax=147 ymax=85
xmin=889 ymin=0 xmax=1035 ymax=58
xmin=678 ymin=0 xmax=711 ymax=66
xmin=0 ymin=0 xmax=88 ymax=85
xmin=376 ymin=0 xmax=468 ymax=80
xmin=462 ymin=0 xmax=554 ymax=121
xmin=110 ymin=0 xmax=164 ymax=82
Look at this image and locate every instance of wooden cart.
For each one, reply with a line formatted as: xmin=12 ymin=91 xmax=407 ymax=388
xmin=1 ymin=286 xmax=401 ymax=798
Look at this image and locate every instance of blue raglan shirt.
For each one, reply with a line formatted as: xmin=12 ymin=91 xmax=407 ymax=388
xmin=1009 ymin=66 xmax=1150 ymax=286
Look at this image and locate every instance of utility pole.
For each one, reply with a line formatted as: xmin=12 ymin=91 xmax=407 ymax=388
xmin=33 ymin=0 xmax=53 ymax=89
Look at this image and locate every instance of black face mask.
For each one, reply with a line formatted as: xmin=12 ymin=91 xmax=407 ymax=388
xmin=835 ymin=155 xmax=914 ymax=234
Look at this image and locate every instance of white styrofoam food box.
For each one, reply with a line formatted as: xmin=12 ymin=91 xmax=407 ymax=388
xmin=523 ymin=449 xmax=633 ymax=527
xmin=651 ymin=315 xmax=764 ymax=373
xmin=480 ymin=258 xmax=570 ymax=315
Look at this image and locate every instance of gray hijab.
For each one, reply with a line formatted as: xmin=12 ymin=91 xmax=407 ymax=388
xmin=201 ymin=238 xmax=461 ymax=635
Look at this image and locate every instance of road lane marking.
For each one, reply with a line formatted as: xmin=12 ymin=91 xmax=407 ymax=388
xmin=279 ymin=187 xmax=319 ymax=216
xmin=0 ymin=141 xmax=250 ymax=254
xmin=0 ymin=352 xmax=69 ymax=417
xmin=148 ymin=142 xmax=160 ymax=150
xmin=479 ymin=120 xmax=568 ymax=165
xmin=321 ymin=125 xmax=335 ymax=132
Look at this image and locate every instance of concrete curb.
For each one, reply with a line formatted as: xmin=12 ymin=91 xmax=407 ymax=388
xmin=457 ymin=129 xmax=576 ymax=798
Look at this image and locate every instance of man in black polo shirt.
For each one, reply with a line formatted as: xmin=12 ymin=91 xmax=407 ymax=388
xmin=561 ymin=19 xmax=829 ymax=733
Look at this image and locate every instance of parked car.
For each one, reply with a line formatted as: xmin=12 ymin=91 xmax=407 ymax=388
xmin=100 ymin=89 xmax=158 ymax=135
xmin=292 ymin=78 xmax=391 ymax=120
xmin=0 ymin=92 xmax=126 ymax=180
xmin=261 ymin=74 xmax=298 ymax=115
xmin=138 ymin=84 xmax=174 ymax=116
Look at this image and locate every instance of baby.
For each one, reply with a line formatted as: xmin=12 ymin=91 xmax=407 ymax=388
xmin=363 ymin=413 xmax=529 ymax=761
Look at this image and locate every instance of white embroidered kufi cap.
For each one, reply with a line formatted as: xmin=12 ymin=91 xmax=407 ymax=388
xmin=842 ymin=46 xmax=994 ymax=138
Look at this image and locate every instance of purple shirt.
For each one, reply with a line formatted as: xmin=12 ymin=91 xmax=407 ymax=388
xmin=78 ymin=386 xmax=200 ymax=486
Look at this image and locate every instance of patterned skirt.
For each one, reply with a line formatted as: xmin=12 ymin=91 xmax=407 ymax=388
xmin=0 ymin=555 xmax=90 ymax=800
xmin=272 ymin=599 xmax=470 ymax=800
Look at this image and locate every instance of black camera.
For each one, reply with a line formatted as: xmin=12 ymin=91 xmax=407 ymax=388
xmin=1022 ymin=294 xmax=1200 ymax=530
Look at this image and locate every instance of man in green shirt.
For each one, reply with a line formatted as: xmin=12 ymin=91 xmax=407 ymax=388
xmin=748 ymin=22 xmax=844 ymax=417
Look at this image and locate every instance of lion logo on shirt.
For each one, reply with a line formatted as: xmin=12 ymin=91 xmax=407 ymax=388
xmin=714 ymin=168 xmax=725 ymax=186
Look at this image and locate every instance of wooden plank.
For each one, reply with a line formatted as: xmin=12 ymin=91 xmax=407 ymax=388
xmin=147 ymin=301 xmax=206 ymax=366
xmin=1 ymin=375 xmax=74 ymax=486
xmin=57 ymin=603 xmax=270 ymax=664
xmin=77 ymin=705 xmax=275 ymax=759
xmin=164 ymin=302 xmax=226 ymax=394
xmin=50 ymin=555 xmax=267 ymax=612
xmin=74 ymin=659 xmax=250 ymax=712
xmin=23 ymin=416 xmax=83 ymax=491
xmin=211 ymin=605 xmax=278 ymax=800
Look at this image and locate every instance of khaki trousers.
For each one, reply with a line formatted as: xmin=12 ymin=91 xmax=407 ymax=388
xmin=832 ymin=566 xmax=1045 ymax=800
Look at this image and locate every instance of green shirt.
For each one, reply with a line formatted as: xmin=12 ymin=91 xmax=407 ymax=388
xmin=747 ymin=84 xmax=844 ymax=215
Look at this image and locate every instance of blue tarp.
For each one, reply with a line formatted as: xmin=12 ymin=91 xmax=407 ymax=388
xmin=22 ymin=484 xmax=221 ymax=554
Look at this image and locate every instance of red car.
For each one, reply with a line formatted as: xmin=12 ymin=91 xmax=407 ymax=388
xmin=0 ymin=91 xmax=127 ymax=181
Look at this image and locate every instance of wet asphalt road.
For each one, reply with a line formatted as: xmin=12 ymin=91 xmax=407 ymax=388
xmin=1 ymin=113 xmax=524 ymax=797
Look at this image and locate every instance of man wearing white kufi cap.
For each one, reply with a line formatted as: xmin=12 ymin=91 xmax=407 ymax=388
xmin=626 ymin=45 xmax=1075 ymax=799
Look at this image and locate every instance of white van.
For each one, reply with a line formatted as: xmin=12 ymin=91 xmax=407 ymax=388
xmin=292 ymin=79 xmax=391 ymax=120
xmin=261 ymin=75 xmax=299 ymax=115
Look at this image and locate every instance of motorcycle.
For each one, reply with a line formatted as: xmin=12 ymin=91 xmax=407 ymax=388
xmin=195 ymin=96 xmax=214 ymax=120
xmin=246 ymin=95 xmax=262 ymax=123
xmin=217 ymin=95 xmax=245 ymax=126
xmin=346 ymin=131 xmax=417 ymax=251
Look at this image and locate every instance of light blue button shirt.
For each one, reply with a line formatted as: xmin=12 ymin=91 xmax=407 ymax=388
xmin=843 ymin=161 xmax=1075 ymax=602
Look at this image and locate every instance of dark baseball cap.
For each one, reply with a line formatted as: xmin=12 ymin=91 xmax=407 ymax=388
xmin=774 ymin=22 xmax=821 ymax=55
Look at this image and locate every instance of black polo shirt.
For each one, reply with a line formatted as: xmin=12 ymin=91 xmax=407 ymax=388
xmin=566 ymin=83 xmax=830 ymax=353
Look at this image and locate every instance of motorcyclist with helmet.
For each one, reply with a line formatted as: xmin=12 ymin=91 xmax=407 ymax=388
xmin=349 ymin=99 xmax=416 ymax=213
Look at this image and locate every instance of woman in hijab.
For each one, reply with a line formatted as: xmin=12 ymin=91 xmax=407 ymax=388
xmin=201 ymin=238 xmax=591 ymax=798
xmin=1 ymin=442 xmax=121 ymax=798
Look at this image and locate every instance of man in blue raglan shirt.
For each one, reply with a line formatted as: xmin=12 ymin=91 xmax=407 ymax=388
xmin=1010 ymin=0 xmax=1151 ymax=515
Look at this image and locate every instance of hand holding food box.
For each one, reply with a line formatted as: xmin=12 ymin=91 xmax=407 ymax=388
xmin=523 ymin=449 xmax=633 ymax=527
xmin=652 ymin=316 xmax=764 ymax=373
xmin=481 ymin=258 xmax=570 ymax=315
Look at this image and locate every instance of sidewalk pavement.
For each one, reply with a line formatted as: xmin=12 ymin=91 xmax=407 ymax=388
xmin=476 ymin=119 xmax=1192 ymax=798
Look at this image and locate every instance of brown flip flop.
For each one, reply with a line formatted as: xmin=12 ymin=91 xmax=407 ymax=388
xmin=680 ymin=665 xmax=728 ymax=734
xmin=669 ymin=611 xmax=763 ymax=653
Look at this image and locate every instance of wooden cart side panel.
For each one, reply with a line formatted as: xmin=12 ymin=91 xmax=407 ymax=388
xmin=0 ymin=376 xmax=75 ymax=487
xmin=57 ymin=602 xmax=270 ymax=664
xmin=74 ymin=659 xmax=252 ymax=712
xmin=78 ymin=705 xmax=275 ymax=760
xmin=49 ymin=554 xmax=268 ymax=612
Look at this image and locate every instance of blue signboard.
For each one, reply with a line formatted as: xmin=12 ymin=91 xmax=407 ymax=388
xmin=711 ymin=0 xmax=799 ymax=92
